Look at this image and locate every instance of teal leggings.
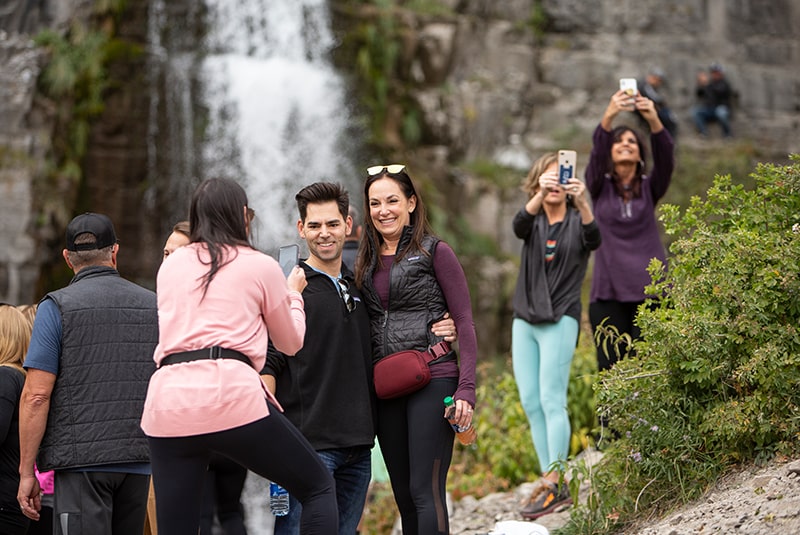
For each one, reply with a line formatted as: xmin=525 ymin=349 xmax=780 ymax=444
xmin=511 ymin=316 xmax=578 ymax=473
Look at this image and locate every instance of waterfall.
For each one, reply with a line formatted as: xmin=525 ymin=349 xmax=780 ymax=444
xmin=199 ymin=0 xmax=362 ymax=255
xmin=146 ymin=1 xmax=364 ymax=531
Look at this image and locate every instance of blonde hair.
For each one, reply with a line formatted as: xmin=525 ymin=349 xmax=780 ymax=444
xmin=0 ymin=305 xmax=31 ymax=375
xmin=521 ymin=152 xmax=558 ymax=198
xmin=16 ymin=303 xmax=37 ymax=328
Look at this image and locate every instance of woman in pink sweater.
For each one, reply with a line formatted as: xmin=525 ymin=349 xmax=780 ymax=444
xmin=141 ymin=178 xmax=337 ymax=534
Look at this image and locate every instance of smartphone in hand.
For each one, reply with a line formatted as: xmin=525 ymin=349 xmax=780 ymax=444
xmin=620 ymin=78 xmax=638 ymax=96
xmin=558 ymin=150 xmax=577 ymax=185
xmin=278 ymin=244 xmax=299 ymax=277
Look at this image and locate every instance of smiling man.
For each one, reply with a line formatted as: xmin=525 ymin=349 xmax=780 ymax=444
xmin=262 ymin=182 xmax=374 ymax=535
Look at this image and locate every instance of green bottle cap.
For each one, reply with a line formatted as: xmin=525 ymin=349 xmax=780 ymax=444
xmin=443 ymin=396 xmax=454 ymax=406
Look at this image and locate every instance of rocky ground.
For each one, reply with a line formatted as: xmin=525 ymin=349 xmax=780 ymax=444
xmin=238 ymin=452 xmax=800 ymax=534
xmin=447 ymin=452 xmax=800 ymax=535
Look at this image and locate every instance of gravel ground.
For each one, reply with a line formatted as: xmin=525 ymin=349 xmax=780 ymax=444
xmin=448 ymin=453 xmax=800 ymax=535
xmin=237 ymin=452 xmax=800 ymax=534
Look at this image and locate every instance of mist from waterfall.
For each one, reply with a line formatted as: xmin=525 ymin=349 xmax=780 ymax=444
xmin=199 ymin=0 xmax=362 ymax=255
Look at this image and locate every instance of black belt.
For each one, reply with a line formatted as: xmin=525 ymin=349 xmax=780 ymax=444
xmin=160 ymin=346 xmax=252 ymax=368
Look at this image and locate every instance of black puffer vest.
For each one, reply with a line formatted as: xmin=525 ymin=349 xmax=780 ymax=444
xmin=363 ymin=228 xmax=448 ymax=363
xmin=38 ymin=265 xmax=158 ymax=471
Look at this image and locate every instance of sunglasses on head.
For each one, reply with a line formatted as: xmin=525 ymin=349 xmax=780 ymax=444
xmin=367 ymin=164 xmax=406 ymax=177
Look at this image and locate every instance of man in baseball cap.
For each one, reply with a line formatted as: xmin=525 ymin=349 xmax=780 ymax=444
xmin=64 ymin=212 xmax=118 ymax=251
xmin=18 ymin=211 xmax=157 ymax=534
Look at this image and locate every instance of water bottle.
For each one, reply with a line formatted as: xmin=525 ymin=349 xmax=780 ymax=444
xmin=444 ymin=396 xmax=477 ymax=446
xmin=269 ymin=481 xmax=290 ymax=516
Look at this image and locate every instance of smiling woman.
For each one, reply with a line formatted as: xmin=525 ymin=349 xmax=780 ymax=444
xmin=354 ymin=165 xmax=479 ymax=535
xmin=584 ymin=90 xmax=675 ymax=372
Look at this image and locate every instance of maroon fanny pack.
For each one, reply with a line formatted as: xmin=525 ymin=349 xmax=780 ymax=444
xmin=373 ymin=341 xmax=452 ymax=400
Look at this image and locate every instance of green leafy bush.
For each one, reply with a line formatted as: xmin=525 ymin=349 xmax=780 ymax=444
xmin=564 ymin=157 xmax=800 ymax=533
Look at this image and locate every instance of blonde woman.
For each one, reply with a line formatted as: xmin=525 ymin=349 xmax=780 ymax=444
xmin=0 ymin=304 xmax=32 ymax=534
xmin=511 ymin=153 xmax=601 ymax=519
xmin=13 ymin=303 xmax=56 ymax=535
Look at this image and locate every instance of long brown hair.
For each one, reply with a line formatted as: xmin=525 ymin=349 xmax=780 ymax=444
xmin=355 ymin=167 xmax=433 ymax=288
xmin=188 ymin=178 xmax=254 ymax=297
xmin=609 ymin=126 xmax=647 ymax=200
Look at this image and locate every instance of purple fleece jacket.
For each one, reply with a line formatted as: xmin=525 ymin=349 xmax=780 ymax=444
xmin=585 ymin=124 xmax=675 ymax=303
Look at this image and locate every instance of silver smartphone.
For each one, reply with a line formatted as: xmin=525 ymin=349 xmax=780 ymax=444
xmin=558 ymin=150 xmax=577 ymax=185
xmin=620 ymin=78 xmax=638 ymax=96
xmin=278 ymin=244 xmax=299 ymax=277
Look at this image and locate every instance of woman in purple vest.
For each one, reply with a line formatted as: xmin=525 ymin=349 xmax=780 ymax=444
xmin=586 ymin=89 xmax=675 ymax=371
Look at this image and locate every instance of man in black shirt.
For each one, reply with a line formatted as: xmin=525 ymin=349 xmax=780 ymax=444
xmin=693 ymin=62 xmax=735 ymax=138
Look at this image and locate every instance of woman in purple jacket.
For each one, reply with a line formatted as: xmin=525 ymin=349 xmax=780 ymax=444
xmin=586 ymin=90 xmax=675 ymax=372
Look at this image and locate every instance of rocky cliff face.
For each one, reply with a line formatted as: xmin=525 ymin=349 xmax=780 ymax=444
xmin=0 ymin=33 xmax=44 ymax=305
xmin=341 ymin=0 xmax=799 ymax=250
xmin=0 ymin=0 xmax=92 ymax=304
xmin=0 ymin=0 xmax=190 ymax=302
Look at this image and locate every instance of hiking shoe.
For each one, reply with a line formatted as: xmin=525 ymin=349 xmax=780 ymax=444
xmin=519 ymin=480 xmax=572 ymax=519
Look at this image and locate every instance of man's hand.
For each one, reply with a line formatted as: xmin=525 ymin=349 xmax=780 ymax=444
xmin=18 ymin=368 xmax=55 ymax=522
xmin=431 ymin=312 xmax=458 ymax=343
xmin=18 ymin=474 xmax=42 ymax=520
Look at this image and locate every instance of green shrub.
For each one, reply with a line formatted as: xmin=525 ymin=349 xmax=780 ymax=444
xmin=563 ymin=157 xmax=800 ymax=533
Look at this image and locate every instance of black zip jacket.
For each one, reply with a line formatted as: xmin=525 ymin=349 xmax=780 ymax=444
xmin=263 ymin=261 xmax=375 ymax=450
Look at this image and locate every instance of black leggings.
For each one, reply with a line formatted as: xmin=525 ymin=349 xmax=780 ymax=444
xmin=149 ymin=404 xmax=337 ymax=535
xmin=377 ymin=377 xmax=457 ymax=535
xmin=589 ymin=299 xmax=644 ymax=372
xmin=199 ymin=454 xmax=248 ymax=535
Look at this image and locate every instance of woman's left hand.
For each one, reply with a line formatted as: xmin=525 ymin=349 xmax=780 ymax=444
xmin=635 ymin=95 xmax=657 ymax=119
xmin=445 ymin=398 xmax=474 ymax=429
xmin=635 ymin=95 xmax=664 ymax=133
xmin=564 ymin=178 xmax=586 ymax=198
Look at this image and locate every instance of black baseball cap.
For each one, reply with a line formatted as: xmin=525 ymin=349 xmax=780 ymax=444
xmin=65 ymin=213 xmax=118 ymax=251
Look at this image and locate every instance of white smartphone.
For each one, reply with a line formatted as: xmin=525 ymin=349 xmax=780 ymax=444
xmin=278 ymin=244 xmax=299 ymax=277
xmin=558 ymin=150 xmax=577 ymax=185
xmin=620 ymin=78 xmax=638 ymax=96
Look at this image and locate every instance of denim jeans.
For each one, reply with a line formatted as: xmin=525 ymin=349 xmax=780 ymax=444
xmin=692 ymin=104 xmax=732 ymax=137
xmin=274 ymin=445 xmax=372 ymax=535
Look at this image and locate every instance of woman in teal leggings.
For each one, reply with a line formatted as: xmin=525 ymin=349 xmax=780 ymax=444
xmin=510 ymin=152 xmax=601 ymax=519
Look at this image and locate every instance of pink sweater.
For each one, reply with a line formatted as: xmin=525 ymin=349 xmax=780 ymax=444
xmin=141 ymin=244 xmax=305 ymax=437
